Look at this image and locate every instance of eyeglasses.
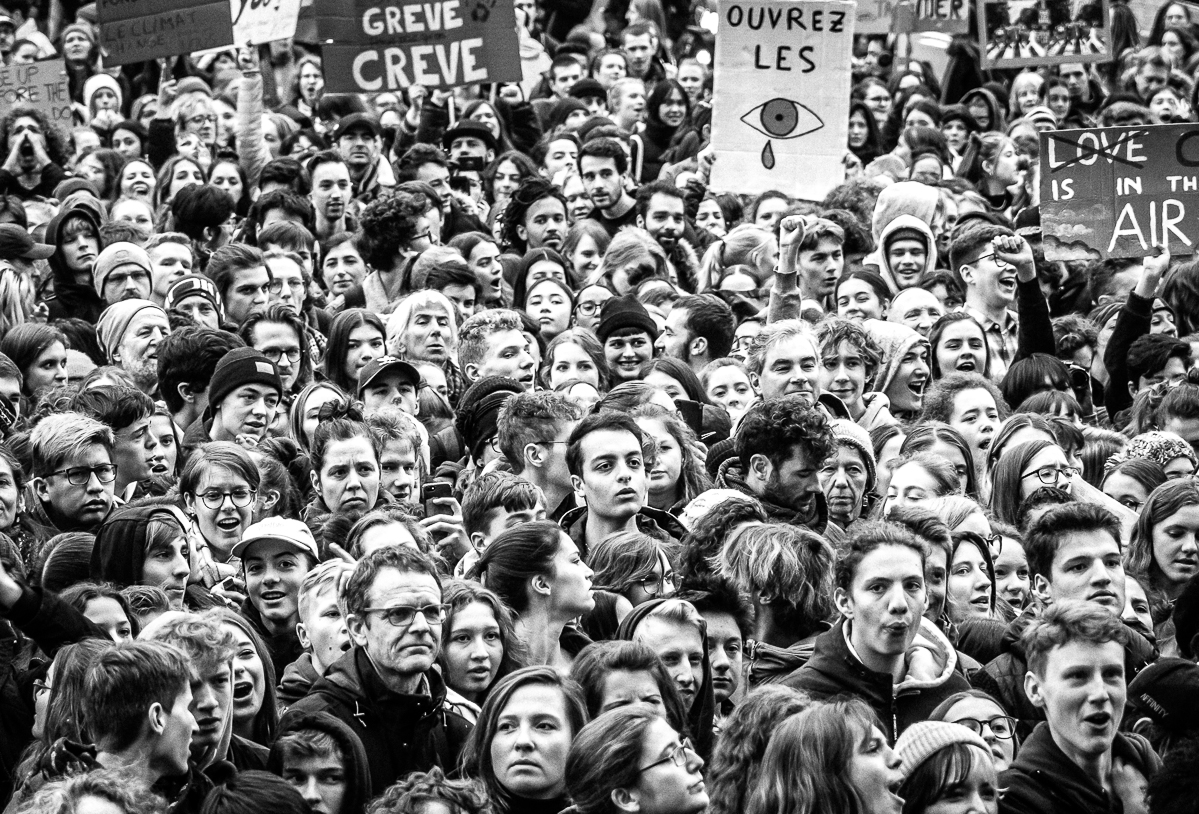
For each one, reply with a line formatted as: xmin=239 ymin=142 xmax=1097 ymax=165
xmin=268 ymin=279 xmax=306 ymax=294
xmin=971 ymin=252 xmax=1011 ymax=268
xmin=49 ymin=464 xmax=117 ymax=485
xmin=638 ymin=738 xmax=694 ymax=773
xmin=32 ymin=680 xmax=52 ymax=697
xmin=196 ymin=488 xmax=256 ymax=509
xmin=360 ymin=603 xmax=450 ymax=627
xmin=261 ymin=347 xmax=302 ymax=364
xmin=637 ymin=571 xmax=682 ymax=596
xmin=1021 ymin=465 xmax=1078 ymax=485
xmin=105 ymin=269 xmax=149 ymax=287
xmin=574 ymin=300 xmax=608 ymax=316
xmin=952 ymin=715 xmax=1017 ymax=740
xmin=188 ymin=114 xmax=217 ymax=126
xmin=410 ymin=230 xmax=434 ymax=244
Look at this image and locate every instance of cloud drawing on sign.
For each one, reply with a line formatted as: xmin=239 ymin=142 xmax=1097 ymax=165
xmin=740 ymin=98 xmax=824 ymax=169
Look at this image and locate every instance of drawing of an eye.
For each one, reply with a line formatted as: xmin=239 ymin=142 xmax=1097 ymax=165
xmin=740 ymin=98 xmax=825 ymax=140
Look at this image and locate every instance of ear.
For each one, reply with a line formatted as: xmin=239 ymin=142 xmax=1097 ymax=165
xmin=636 ymin=214 xmax=646 ymax=229
xmin=611 ymin=787 xmax=641 ymax=813
xmin=33 ymin=476 xmax=49 ymax=503
xmin=834 ymin=586 xmax=852 ymax=619
xmin=530 ymin=573 xmax=552 ymax=599
xmin=177 ymin=382 xmax=197 ymax=405
xmin=469 ymin=531 xmax=488 ymax=552
xmin=982 ymin=159 xmax=996 ymax=175
xmin=1031 ymin=573 xmax=1052 ymax=605
xmin=516 ymin=223 xmax=529 ymax=243
xmin=755 ymin=588 xmax=777 ymax=606
xmin=690 ymin=336 xmax=708 ymax=359
xmin=749 ymin=452 xmax=772 ymax=482
xmin=345 ymin=613 xmax=370 ymax=647
xmin=959 ymin=263 xmax=977 ymax=286
xmin=1024 ymin=669 xmax=1045 ymax=709
xmin=296 ymin=621 xmax=312 ymax=651
xmin=147 ymin=701 xmax=167 ymax=736
xmin=309 ymin=469 xmax=321 ymax=495
xmin=259 ymin=489 xmax=281 ymax=512
xmin=525 ymin=441 xmax=546 ymax=469
xmin=465 ymin=362 xmax=480 ymax=382
xmin=570 ymin=473 xmax=586 ymax=497
xmin=1129 ymin=381 xmax=1138 ymax=399
xmin=748 ymin=370 xmax=761 ymax=391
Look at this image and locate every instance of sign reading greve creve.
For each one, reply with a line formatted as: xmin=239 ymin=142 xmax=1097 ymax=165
xmin=98 ymin=0 xmax=235 ymax=67
xmin=314 ymin=0 xmax=522 ymax=93
xmin=1040 ymin=123 xmax=1199 ymax=261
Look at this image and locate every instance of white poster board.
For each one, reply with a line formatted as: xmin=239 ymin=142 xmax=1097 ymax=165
xmin=709 ymin=0 xmax=856 ymax=201
xmin=231 ymin=0 xmax=302 ymax=45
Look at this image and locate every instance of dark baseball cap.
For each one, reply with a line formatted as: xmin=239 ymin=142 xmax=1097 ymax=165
xmin=0 ymin=224 xmax=54 ymax=261
xmin=442 ymin=120 xmax=498 ymax=154
xmin=333 ymin=113 xmax=382 ymax=141
xmin=357 ymin=356 xmax=421 ymax=396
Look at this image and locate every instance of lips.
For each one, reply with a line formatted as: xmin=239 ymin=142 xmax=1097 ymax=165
xmin=233 ymin=681 xmax=254 ymax=701
xmin=957 ymin=358 xmax=976 ymax=371
xmin=1088 ymin=590 xmax=1119 ymax=607
xmin=615 ymin=488 xmax=638 ymax=500
xmin=216 ymin=517 xmax=241 ymax=532
xmin=1083 ymin=711 xmax=1111 ymax=728
xmin=260 ymin=590 xmax=286 ymax=603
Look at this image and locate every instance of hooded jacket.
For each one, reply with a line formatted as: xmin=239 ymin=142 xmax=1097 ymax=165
xmin=89 ymin=505 xmax=186 ymax=587
xmin=268 ymin=711 xmax=373 ymax=814
xmin=864 ymin=182 xmax=940 ymax=276
xmin=42 ymin=197 xmax=105 ymax=324
xmin=874 ymin=215 xmax=938 ymax=295
xmin=960 ymin=87 xmax=1007 ymax=133
xmin=615 ymin=598 xmax=716 ymax=760
xmin=863 ymin=319 xmax=927 ymax=420
xmin=998 ymin=722 xmax=1161 ymax=814
xmin=782 ymin=617 xmax=972 ymax=743
xmin=713 ymin=456 xmax=838 ymax=540
xmin=277 ymin=652 xmax=323 ymax=709
xmin=285 ymin=646 xmax=473 ymax=797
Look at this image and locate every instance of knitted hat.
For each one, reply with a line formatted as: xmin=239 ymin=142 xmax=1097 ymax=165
xmin=569 ymin=78 xmax=606 ymax=102
xmin=95 ymin=299 xmax=166 ymax=364
xmin=204 ymin=348 xmax=282 ymax=421
xmin=175 ymin=77 xmax=213 ymax=98
xmin=1126 ymin=657 xmax=1199 ymax=734
xmin=92 ymin=242 xmax=152 ymax=297
xmin=455 ymin=377 xmax=523 ymax=463
xmin=1108 ymin=431 xmax=1198 ymax=473
xmin=678 ymin=489 xmax=754 ymax=531
xmin=830 ymin=418 xmax=877 ymax=492
xmin=895 ymin=721 xmax=991 ymax=780
xmin=61 ymin=22 xmax=94 ymax=43
xmin=1024 ymin=105 xmax=1057 ymax=128
xmin=83 ymin=73 xmax=121 ymax=112
xmin=884 ymin=226 xmax=928 ymax=253
xmin=165 ymin=274 xmax=222 ymax=314
xmin=863 ymin=318 xmax=926 ymax=396
xmin=597 ymin=294 xmax=659 ymax=344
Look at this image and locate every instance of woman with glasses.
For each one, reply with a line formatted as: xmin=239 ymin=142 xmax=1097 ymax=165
xmin=471 ymin=521 xmax=594 ymax=671
xmin=989 ymin=439 xmax=1075 ymax=526
xmin=1127 ymin=478 xmax=1199 ymax=656
xmin=566 ymin=704 xmax=707 ymax=814
xmin=461 ymin=666 xmax=588 ymax=814
xmin=589 ymin=530 xmax=679 ymax=611
xmin=572 ymin=284 xmax=614 ymax=333
xmin=928 ymin=690 xmax=1019 ymax=772
xmin=894 ymin=720 xmax=1000 ymax=814
xmin=180 ymin=441 xmax=261 ymax=568
xmin=1101 ymin=458 xmax=1168 ymax=513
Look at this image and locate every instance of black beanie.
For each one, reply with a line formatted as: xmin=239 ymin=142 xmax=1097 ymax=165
xmin=205 ymin=348 xmax=283 ymax=420
xmin=597 ymin=294 xmax=659 ymax=344
xmin=885 ymin=226 xmax=928 ymax=254
xmin=455 ymin=377 xmax=523 ymax=462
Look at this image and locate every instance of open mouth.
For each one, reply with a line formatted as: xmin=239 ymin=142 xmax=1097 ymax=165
xmin=957 ymin=358 xmax=976 ymax=371
xmin=908 ymin=378 xmax=927 ymax=396
xmin=260 ymin=590 xmax=286 ymax=603
xmin=216 ymin=517 xmax=241 ymax=532
xmin=1082 ymin=711 xmax=1111 ymax=728
xmin=233 ymin=681 xmax=254 ymax=701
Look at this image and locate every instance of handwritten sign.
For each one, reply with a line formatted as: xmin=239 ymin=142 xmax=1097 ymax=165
xmin=1040 ymin=123 xmax=1199 ymax=260
xmin=709 ymin=0 xmax=856 ymax=201
xmin=231 ymin=0 xmax=302 ymax=45
xmin=913 ymin=0 xmax=966 ymax=33
xmin=98 ymin=0 xmax=235 ymax=66
xmin=977 ymin=0 xmax=1110 ymax=68
xmin=313 ymin=0 xmax=522 ymax=92
xmin=0 ymin=59 xmax=71 ymax=125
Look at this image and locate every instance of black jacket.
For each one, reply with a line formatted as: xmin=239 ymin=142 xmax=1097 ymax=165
xmin=999 ymin=722 xmax=1160 ymax=814
xmin=42 ymin=197 xmax=105 ymax=325
xmin=783 ymin=618 xmax=972 ymax=743
xmin=269 ymin=711 xmax=373 ymax=814
xmin=238 ymin=599 xmax=304 ymax=680
xmin=285 ymin=647 xmax=472 ymax=796
xmin=559 ymin=504 xmax=688 ymax=560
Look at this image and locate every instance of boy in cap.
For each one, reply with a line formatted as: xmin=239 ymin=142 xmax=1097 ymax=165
xmin=93 ymin=241 xmax=153 ymax=305
xmin=333 ymin=113 xmax=393 ymax=204
xmin=204 ymin=347 xmax=283 ymax=446
xmin=235 ymin=516 xmax=319 ymax=677
xmin=597 ymin=294 xmax=658 ymax=383
xmin=357 ymin=356 xmax=420 ymax=417
xmin=165 ymin=274 xmax=223 ymax=330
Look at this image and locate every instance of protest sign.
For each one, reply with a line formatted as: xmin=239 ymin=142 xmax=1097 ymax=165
xmin=314 ymin=0 xmax=522 ymax=93
xmin=98 ymin=0 xmax=235 ymax=66
xmin=709 ymin=0 xmax=856 ymax=201
xmin=912 ymin=0 xmax=967 ymax=33
xmin=0 ymin=59 xmax=71 ymax=126
xmin=855 ymin=0 xmax=895 ymax=33
xmin=231 ymin=0 xmax=303 ymax=46
xmin=1040 ymin=123 xmax=1199 ymax=260
xmin=976 ymin=0 xmax=1110 ymax=68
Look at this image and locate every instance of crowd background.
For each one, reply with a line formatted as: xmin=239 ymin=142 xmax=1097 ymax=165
xmin=2 ymin=0 xmax=1199 ymax=812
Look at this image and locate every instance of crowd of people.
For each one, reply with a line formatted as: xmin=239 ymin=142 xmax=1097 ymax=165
xmin=2 ymin=0 xmax=1199 ymax=812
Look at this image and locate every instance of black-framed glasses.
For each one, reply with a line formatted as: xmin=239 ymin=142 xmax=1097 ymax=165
xmin=574 ymin=300 xmax=607 ymax=316
xmin=32 ymin=680 xmax=51 ymax=697
xmin=638 ymin=738 xmax=694 ymax=773
xmin=971 ymin=252 xmax=1011 ymax=268
xmin=411 ymin=230 xmax=434 ymax=244
xmin=1021 ymin=465 xmax=1078 ymax=485
xmin=260 ymin=347 xmax=302 ymax=364
xmin=361 ymin=603 xmax=449 ymax=627
xmin=982 ymin=533 xmax=1003 ymax=553
xmin=953 ymin=715 xmax=1017 ymax=740
xmin=49 ymin=464 xmax=117 ymax=485
xmin=188 ymin=114 xmax=217 ymax=126
xmin=637 ymin=571 xmax=682 ymax=596
xmin=197 ymin=488 xmax=256 ymax=509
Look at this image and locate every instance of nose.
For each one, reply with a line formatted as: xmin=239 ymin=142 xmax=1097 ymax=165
xmin=884 ymin=744 xmax=901 ymax=770
xmin=301 ymin=777 xmax=322 ymax=806
xmin=886 ymin=584 xmax=908 ymax=613
xmin=277 ymin=354 xmax=293 ymax=370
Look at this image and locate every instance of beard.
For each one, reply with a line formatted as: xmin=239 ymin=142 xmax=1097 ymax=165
xmin=125 ymin=358 xmax=158 ymax=393
xmin=761 ymin=470 xmax=811 ymax=515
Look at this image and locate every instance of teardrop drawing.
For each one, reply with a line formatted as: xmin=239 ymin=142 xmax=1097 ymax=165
xmin=761 ymin=140 xmax=775 ymax=169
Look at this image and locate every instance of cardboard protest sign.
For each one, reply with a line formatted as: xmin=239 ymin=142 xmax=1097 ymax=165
xmin=977 ymin=0 xmax=1110 ymax=68
xmin=98 ymin=0 xmax=235 ymax=66
xmin=855 ymin=0 xmax=895 ymax=33
xmin=231 ymin=0 xmax=303 ymax=45
xmin=912 ymin=0 xmax=967 ymax=33
xmin=1040 ymin=123 xmax=1199 ymax=260
xmin=0 ymin=59 xmax=71 ymax=126
xmin=314 ymin=0 xmax=522 ymax=93
xmin=709 ymin=0 xmax=855 ymax=201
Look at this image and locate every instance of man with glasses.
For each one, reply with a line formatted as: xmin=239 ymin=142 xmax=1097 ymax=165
xmin=240 ymin=305 xmax=307 ymax=396
xmin=977 ymin=503 xmax=1155 ymax=738
xmin=29 ymin=411 xmax=116 ymax=533
xmin=92 ymin=241 xmax=153 ymax=306
xmin=950 ymin=223 xmax=1051 ymax=380
xmin=286 ymin=545 xmax=473 ymax=796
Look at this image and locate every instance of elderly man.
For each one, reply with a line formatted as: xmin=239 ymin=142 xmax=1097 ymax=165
xmin=96 ymin=298 xmax=170 ymax=395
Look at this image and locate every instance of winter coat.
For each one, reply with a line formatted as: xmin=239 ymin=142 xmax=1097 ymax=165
xmin=873 ymin=214 xmax=939 ymax=295
xmin=714 ymin=457 xmax=837 ymax=539
xmin=42 ymin=197 xmax=105 ymax=324
xmin=277 ymin=651 xmax=323 ymax=709
xmin=558 ymin=504 xmax=688 ymax=560
xmin=783 ymin=617 xmax=972 ymax=742
xmin=285 ymin=647 xmax=473 ymax=796
xmin=998 ymin=722 xmax=1160 ymax=814
xmin=269 ymin=711 xmax=373 ymax=814
xmin=238 ymin=598 xmax=304 ymax=680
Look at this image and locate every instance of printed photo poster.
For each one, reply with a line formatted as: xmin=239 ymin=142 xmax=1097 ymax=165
xmin=709 ymin=0 xmax=856 ymax=201
xmin=1039 ymin=123 xmax=1199 ymax=260
xmin=912 ymin=0 xmax=969 ymax=33
xmin=314 ymin=0 xmax=523 ymax=93
xmin=977 ymin=0 xmax=1111 ymax=69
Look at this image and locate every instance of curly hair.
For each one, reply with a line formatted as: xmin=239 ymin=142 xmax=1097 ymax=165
xmin=1052 ymin=313 xmax=1098 ymax=362
xmin=677 ymin=495 xmax=767 ymax=583
xmin=921 ymin=372 xmax=1009 ymax=425
xmin=815 ymin=316 xmax=883 ymax=385
xmin=501 ymin=177 xmax=566 ymax=254
xmin=367 ymin=767 xmax=491 ymax=814
xmin=359 ymin=191 xmax=430 ymax=269
xmin=0 ymin=107 xmax=69 ymax=168
xmin=14 ymin=768 xmax=165 ymax=814
xmin=707 ymin=686 xmax=812 ymax=814
xmin=735 ymin=394 xmax=835 ymax=471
